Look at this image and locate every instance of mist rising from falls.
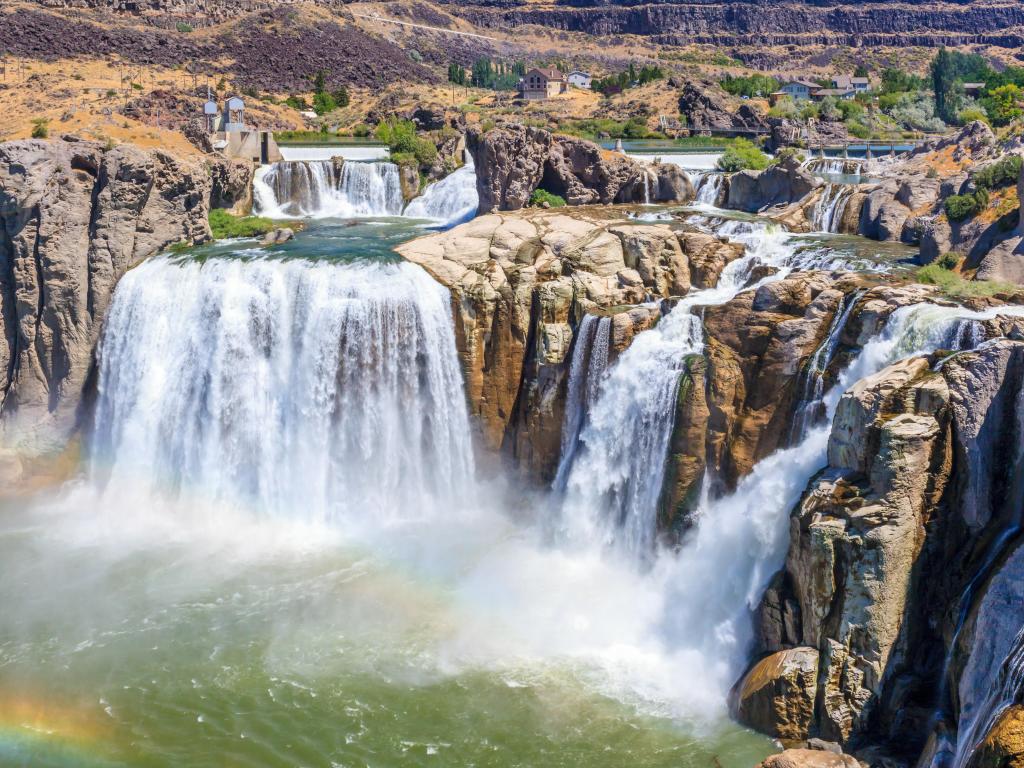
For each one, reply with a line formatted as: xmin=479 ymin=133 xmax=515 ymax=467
xmin=254 ymin=160 xmax=405 ymax=218
xmin=91 ymin=255 xmax=474 ymax=522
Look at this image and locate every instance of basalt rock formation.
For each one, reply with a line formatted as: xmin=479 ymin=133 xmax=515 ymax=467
xmin=0 ymin=138 xmax=219 ymax=451
xmin=677 ymin=82 xmax=768 ymax=134
xmin=736 ymin=335 xmax=1024 ymax=758
xmin=466 ymin=125 xmax=694 ymax=213
xmin=396 ymin=208 xmax=734 ymax=478
xmin=727 ymin=154 xmax=822 ymax=213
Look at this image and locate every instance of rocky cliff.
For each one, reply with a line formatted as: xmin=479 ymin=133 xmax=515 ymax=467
xmin=0 ymin=138 xmax=222 ymax=454
xmin=466 ymin=126 xmax=693 ymax=213
xmin=734 ymin=334 xmax=1024 ymax=760
xmin=450 ymin=0 xmax=1024 ymax=50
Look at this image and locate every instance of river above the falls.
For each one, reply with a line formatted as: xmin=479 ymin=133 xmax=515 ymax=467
xmin=0 ymin=218 xmax=778 ymax=768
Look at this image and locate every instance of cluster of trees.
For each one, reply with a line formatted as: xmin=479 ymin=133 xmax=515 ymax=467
xmin=720 ymin=73 xmax=779 ymax=98
xmin=931 ymin=48 xmax=1024 ymax=126
xmin=448 ymin=59 xmax=526 ymax=91
xmin=284 ymin=71 xmax=350 ymax=116
xmin=944 ymin=155 xmax=1022 ymax=222
xmin=375 ymin=119 xmax=437 ymax=168
xmin=592 ymin=63 xmax=664 ymax=96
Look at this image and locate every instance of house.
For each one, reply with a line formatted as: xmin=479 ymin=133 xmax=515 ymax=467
xmin=778 ymin=79 xmax=820 ymax=101
xmin=963 ymin=82 xmax=987 ymax=98
xmin=518 ymin=68 xmax=568 ymax=100
xmin=832 ymin=75 xmax=871 ymax=93
xmin=812 ymin=87 xmax=857 ymax=102
xmin=567 ymin=70 xmax=592 ymax=89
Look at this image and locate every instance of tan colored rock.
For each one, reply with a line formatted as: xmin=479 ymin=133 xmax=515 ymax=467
xmin=969 ymin=700 xmax=1024 ymax=768
xmin=732 ymin=647 xmax=819 ymax=740
xmin=678 ymin=231 xmax=744 ymax=289
xmin=758 ymin=748 xmax=859 ymax=768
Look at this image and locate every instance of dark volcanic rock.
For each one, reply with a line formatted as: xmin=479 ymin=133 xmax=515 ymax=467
xmin=726 ymin=155 xmax=821 ymax=212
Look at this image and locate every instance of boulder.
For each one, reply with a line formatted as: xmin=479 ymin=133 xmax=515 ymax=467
xmin=732 ymin=647 xmax=819 ymax=740
xmin=968 ymin=701 xmax=1024 ymax=768
xmin=726 ymin=155 xmax=821 ymax=213
xmin=0 ymin=139 xmax=211 ymax=449
xmin=467 ymin=125 xmax=686 ymax=212
xmin=261 ymin=227 xmax=294 ymax=245
xmin=758 ymin=749 xmax=859 ymax=768
xmin=209 ymin=158 xmax=254 ymax=215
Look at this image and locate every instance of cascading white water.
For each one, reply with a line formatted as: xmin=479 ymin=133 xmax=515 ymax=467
xmin=91 ymin=254 xmax=474 ymax=523
xmin=654 ymin=300 xmax=1024 ymax=699
xmin=254 ymin=160 xmax=405 ymax=218
xmin=803 ymin=157 xmax=864 ymax=177
xmin=403 ymin=155 xmax=479 ymax=228
xmin=695 ymin=174 xmax=724 ymax=206
xmin=789 ymin=289 xmax=865 ymax=443
xmin=555 ymin=220 xmax=795 ymax=559
xmin=554 ymin=314 xmax=612 ymax=491
xmin=811 ymin=183 xmax=855 ymax=233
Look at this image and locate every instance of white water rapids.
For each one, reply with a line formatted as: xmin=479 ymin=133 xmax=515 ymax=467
xmin=254 ymin=157 xmax=479 ymax=228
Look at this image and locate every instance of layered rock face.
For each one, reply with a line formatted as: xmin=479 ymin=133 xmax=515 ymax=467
xmin=466 ymin=125 xmax=693 ymax=213
xmin=396 ymin=208 xmax=734 ymax=479
xmin=451 ymin=0 xmax=1024 ymax=50
xmin=677 ymin=82 xmax=768 ymax=134
xmin=735 ymin=337 xmax=1024 ymax=755
xmin=0 ymin=139 xmax=214 ymax=450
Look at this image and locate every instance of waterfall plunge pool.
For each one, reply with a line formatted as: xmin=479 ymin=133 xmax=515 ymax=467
xmin=0 ymin=221 xmax=774 ymax=768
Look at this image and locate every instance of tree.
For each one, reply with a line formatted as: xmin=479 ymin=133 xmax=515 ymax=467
xmin=333 ymin=85 xmax=350 ymax=109
xmin=980 ymin=83 xmax=1023 ymax=126
xmin=931 ymin=47 xmax=958 ymax=123
xmin=854 ymin=64 xmax=869 ymax=78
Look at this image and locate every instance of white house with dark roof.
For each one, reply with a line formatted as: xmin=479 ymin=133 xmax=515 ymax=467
xmin=779 ymin=79 xmax=820 ymax=101
xmin=832 ymin=75 xmax=871 ymax=92
xmin=567 ymin=70 xmax=592 ymax=89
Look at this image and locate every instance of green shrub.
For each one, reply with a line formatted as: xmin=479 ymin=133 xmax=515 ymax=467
xmin=716 ymin=138 xmax=770 ymax=172
xmin=771 ymin=147 xmax=805 ymax=166
xmin=936 ymin=251 xmax=962 ymax=269
xmin=529 ymin=189 xmax=566 ymax=208
xmin=926 ymin=166 xmax=938 ymax=179
xmin=175 ymin=22 xmax=193 ymax=33
xmin=284 ymin=95 xmax=309 ymax=111
xmin=376 ymin=119 xmax=437 ymax=166
xmin=30 ymin=118 xmax=49 ymax=139
xmin=208 ymin=209 xmax=276 ymax=239
xmin=973 ymin=155 xmax=1023 ymax=190
xmin=958 ymin=107 xmax=990 ymax=126
xmin=352 ymin=123 xmax=371 ymax=137
xmin=916 ymin=264 xmax=1017 ymax=298
xmin=944 ymin=189 xmax=989 ymax=222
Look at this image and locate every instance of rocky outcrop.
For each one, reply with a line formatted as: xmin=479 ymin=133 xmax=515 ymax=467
xmin=467 ymin=125 xmax=693 ymax=213
xmin=209 ymin=157 xmax=254 ymax=215
xmin=0 ymin=138 xmax=213 ymax=450
xmin=727 ymin=155 xmax=821 ymax=213
xmin=746 ymin=338 xmax=1024 ymax=752
xmin=732 ymin=647 xmax=820 ymax=740
xmin=767 ymin=119 xmax=849 ymax=154
xmin=677 ymin=82 xmax=768 ymax=134
xmin=395 ymin=208 xmax=730 ymax=480
xmin=757 ymin=749 xmax=859 ymax=768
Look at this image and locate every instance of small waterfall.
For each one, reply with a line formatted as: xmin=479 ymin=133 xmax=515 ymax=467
xmin=788 ymin=289 xmax=865 ymax=443
xmin=803 ymin=157 xmax=864 ymax=177
xmin=695 ymin=174 xmax=724 ymax=206
xmin=553 ymin=314 xmax=612 ymax=492
xmin=91 ymin=255 xmax=474 ymax=522
xmin=555 ymin=220 xmax=796 ymax=560
xmin=811 ymin=183 xmax=855 ymax=233
xmin=254 ymin=160 xmax=405 ymax=219
xmin=403 ymin=155 xmax=479 ymax=228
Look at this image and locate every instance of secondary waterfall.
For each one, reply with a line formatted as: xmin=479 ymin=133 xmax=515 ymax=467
xmin=788 ymin=288 xmax=865 ymax=443
xmin=91 ymin=254 xmax=474 ymax=522
xmin=804 ymin=157 xmax=864 ymax=176
xmin=554 ymin=314 xmax=612 ymax=492
xmin=695 ymin=173 xmax=725 ymax=206
xmin=254 ymin=160 xmax=405 ymax=218
xmin=555 ymin=220 xmax=796 ymax=559
xmin=811 ymin=183 xmax=855 ymax=233
xmin=655 ymin=300 xmax=1024 ymax=697
xmin=403 ymin=155 xmax=480 ymax=227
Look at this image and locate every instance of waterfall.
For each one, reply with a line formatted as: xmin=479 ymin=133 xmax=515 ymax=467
xmin=554 ymin=314 xmax=612 ymax=492
xmin=254 ymin=160 xmax=405 ymax=219
xmin=788 ymin=289 xmax=865 ymax=443
xmin=804 ymin=157 xmax=864 ymax=177
xmin=403 ymin=155 xmax=479 ymax=228
xmin=811 ymin=183 xmax=855 ymax=233
xmin=695 ymin=174 xmax=724 ymax=206
xmin=655 ymin=300 xmax=1023 ymax=698
xmin=555 ymin=220 xmax=796 ymax=560
xmin=91 ymin=254 xmax=474 ymax=522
